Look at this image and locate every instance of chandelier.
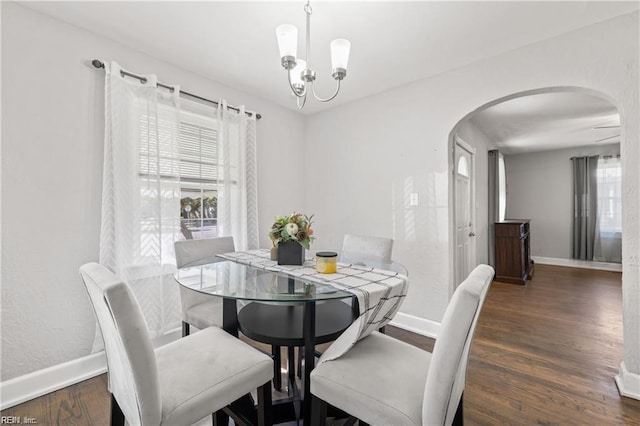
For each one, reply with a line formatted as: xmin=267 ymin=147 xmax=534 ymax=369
xmin=276 ymin=1 xmax=351 ymax=109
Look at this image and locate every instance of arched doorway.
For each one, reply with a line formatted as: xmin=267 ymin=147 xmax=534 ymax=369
xmin=447 ymin=86 xmax=640 ymax=400
xmin=449 ymin=86 xmax=621 ymax=290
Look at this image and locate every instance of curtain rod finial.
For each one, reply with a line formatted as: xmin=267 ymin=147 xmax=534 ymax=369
xmin=92 ymin=59 xmax=104 ymax=69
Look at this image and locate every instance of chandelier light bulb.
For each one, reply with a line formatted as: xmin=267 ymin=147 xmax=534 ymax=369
xmin=330 ymin=39 xmax=351 ymax=71
xmin=276 ymin=24 xmax=298 ymax=60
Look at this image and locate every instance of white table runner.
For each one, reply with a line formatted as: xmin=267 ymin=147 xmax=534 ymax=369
xmin=218 ymin=249 xmax=408 ymax=362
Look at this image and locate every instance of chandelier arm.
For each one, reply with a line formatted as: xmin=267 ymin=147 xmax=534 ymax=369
xmin=311 ymin=79 xmax=341 ymax=103
xmin=287 ymin=68 xmax=307 ymax=98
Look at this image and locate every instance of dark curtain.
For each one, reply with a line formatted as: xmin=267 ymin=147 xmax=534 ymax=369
xmin=572 ymin=156 xmax=599 ymax=260
xmin=488 ymin=150 xmax=501 ymax=267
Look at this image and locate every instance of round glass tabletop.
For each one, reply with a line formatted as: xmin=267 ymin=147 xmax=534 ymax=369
xmin=174 ymin=260 xmax=355 ymax=302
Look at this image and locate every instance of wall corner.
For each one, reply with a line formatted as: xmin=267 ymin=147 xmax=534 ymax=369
xmin=615 ymin=361 xmax=640 ymax=400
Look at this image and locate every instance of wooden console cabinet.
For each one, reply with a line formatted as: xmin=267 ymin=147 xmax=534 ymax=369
xmin=494 ymin=220 xmax=534 ymax=285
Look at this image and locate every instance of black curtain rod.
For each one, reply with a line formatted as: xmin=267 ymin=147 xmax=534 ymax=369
xmin=91 ymin=59 xmax=261 ymax=120
xmin=570 ymin=154 xmax=620 ymax=160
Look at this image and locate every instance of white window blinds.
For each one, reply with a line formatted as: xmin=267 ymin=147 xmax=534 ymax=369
xmin=177 ymin=120 xmax=218 ymax=183
xmin=138 ymin=101 xmax=221 ymax=240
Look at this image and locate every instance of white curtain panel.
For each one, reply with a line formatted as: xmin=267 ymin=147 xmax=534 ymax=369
xmin=487 ymin=150 xmax=501 ymax=267
xmin=594 ymin=156 xmax=622 ymax=263
xmin=94 ymin=61 xmax=182 ymax=351
xmin=94 ymin=63 xmax=259 ymax=352
xmin=216 ymin=100 xmax=259 ymax=251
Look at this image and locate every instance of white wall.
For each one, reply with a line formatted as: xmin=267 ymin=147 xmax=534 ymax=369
xmin=505 ymin=144 xmax=620 ymax=260
xmin=304 ymin=12 xmax=639 ymax=381
xmin=0 ymin=2 xmax=306 ymax=381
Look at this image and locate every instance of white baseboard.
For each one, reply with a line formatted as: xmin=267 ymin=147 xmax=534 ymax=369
xmin=389 ymin=311 xmax=440 ymax=339
xmin=0 ymin=351 xmax=107 ymax=411
xmin=532 ymin=256 xmax=622 ymax=272
xmin=0 ymin=327 xmax=181 ymax=410
xmin=615 ymin=361 xmax=640 ymax=400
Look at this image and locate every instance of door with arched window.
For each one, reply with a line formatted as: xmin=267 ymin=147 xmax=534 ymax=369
xmin=454 ymin=136 xmax=476 ymax=287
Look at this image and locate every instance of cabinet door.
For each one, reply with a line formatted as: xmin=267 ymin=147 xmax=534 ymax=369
xmin=495 ymin=236 xmax=520 ymax=278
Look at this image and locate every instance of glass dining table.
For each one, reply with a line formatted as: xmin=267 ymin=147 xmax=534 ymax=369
xmin=174 ymin=258 xmax=356 ymax=424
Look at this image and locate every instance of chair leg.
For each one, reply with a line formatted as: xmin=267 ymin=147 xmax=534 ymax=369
xmin=110 ymin=394 xmax=125 ymax=426
xmin=272 ymin=345 xmax=282 ymax=391
xmin=453 ymin=392 xmax=464 ymax=426
xmin=310 ymin=394 xmax=327 ymax=426
xmin=212 ymin=410 xmax=229 ymax=426
xmin=227 ymin=394 xmax=257 ymax=425
xmin=182 ymin=321 xmax=190 ymax=337
xmin=297 ymin=347 xmax=303 ymax=379
xmin=287 ymin=346 xmax=296 ymax=387
xmin=342 ymin=418 xmax=357 ymax=426
xmin=257 ymin=381 xmax=273 ymax=426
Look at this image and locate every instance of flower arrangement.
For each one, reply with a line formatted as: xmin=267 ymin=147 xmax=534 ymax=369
xmin=269 ymin=212 xmax=315 ymax=250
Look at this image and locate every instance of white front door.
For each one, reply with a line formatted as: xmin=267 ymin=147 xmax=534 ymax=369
xmin=454 ymin=137 xmax=476 ymax=287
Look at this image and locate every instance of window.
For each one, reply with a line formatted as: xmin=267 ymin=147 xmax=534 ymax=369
xmin=457 ymin=156 xmax=469 ymax=177
xmin=138 ymin=100 xmax=220 ymax=244
xmin=177 ymin=116 xmax=219 ymax=240
xmin=596 ymin=156 xmax=622 ymax=233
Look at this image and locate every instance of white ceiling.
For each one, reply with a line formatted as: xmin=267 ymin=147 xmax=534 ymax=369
xmin=22 ymin=1 xmax=634 ymax=155
xmin=469 ymin=91 xmax=620 ymax=154
xmin=24 ymin=1 xmax=639 ymax=116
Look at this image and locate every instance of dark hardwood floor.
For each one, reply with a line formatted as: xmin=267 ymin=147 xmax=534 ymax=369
xmin=463 ymin=265 xmax=640 ymax=425
xmin=3 ymin=264 xmax=639 ymax=425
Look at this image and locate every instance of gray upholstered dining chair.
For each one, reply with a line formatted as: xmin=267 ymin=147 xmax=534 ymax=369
xmin=339 ymin=233 xmax=395 ymax=334
xmin=174 ymin=236 xmax=235 ymax=336
xmin=340 ymin=234 xmax=394 ymax=264
xmin=175 ymin=237 xmax=287 ymax=390
xmin=310 ymin=264 xmax=494 ymax=426
xmin=285 ymin=233 xmax=397 ymax=382
xmin=79 ymin=262 xmax=273 ymax=426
